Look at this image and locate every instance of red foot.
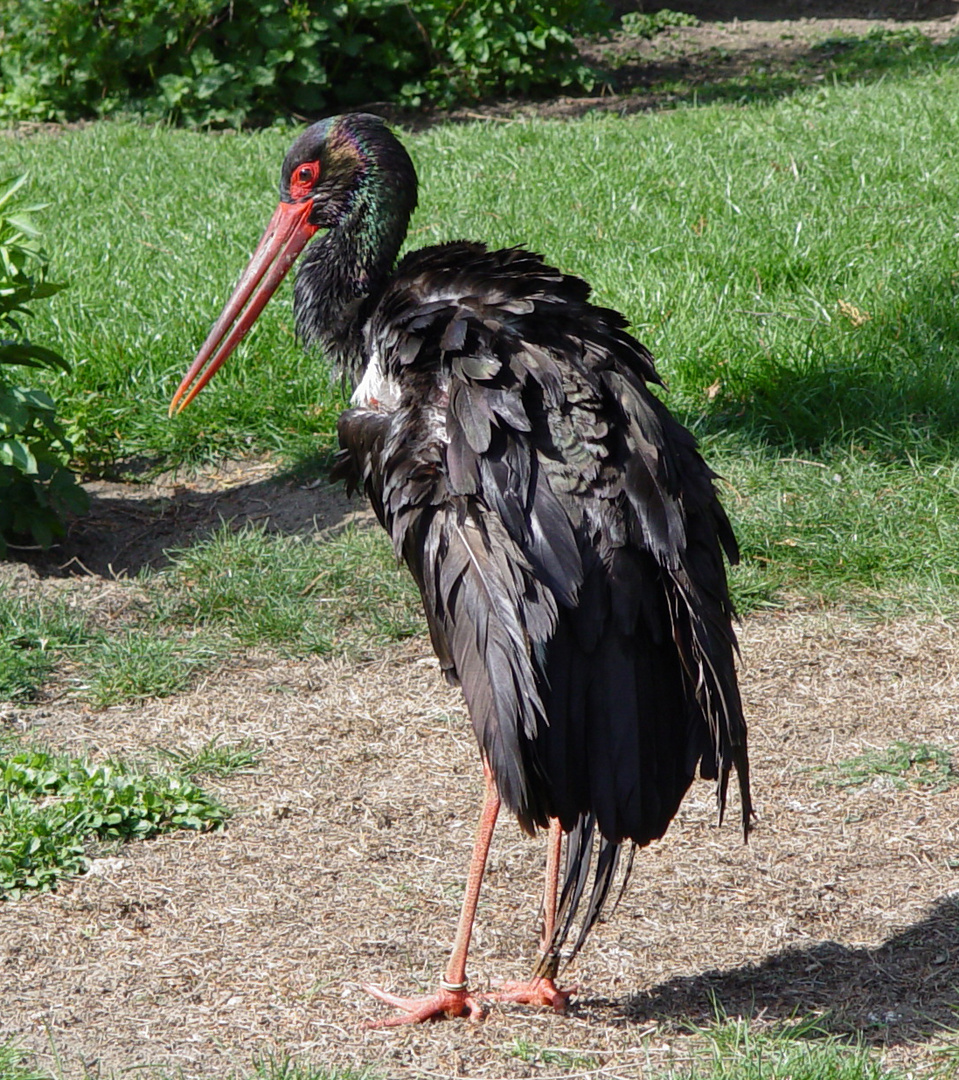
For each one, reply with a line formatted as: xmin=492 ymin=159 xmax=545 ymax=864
xmin=361 ymin=983 xmax=487 ymax=1028
xmin=486 ymin=976 xmax=576 ymax=1013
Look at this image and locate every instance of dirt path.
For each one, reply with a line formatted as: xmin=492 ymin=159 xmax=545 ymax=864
xmin=2 ymin=601 xmax=958 ymax=1078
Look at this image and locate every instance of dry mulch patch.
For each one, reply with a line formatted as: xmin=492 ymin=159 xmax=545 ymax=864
xmin=2 ymin=600 xmax=957 ymax=1078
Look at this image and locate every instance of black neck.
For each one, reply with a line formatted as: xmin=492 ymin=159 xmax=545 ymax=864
xmin=293 ymin=134 xmax=418 ymax=385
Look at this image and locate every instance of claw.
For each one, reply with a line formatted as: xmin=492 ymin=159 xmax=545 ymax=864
xmin=361 ymin=983 xmax=487 ymax=1027
xmin=485 ymin=976 xmax=576 ymax=1013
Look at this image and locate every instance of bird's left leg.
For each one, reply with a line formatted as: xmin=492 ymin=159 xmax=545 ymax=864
xmin=362 ymin=762 xmax=500 ymax=1027
xmin=485 ymin=817 xmax=576 ymax=1012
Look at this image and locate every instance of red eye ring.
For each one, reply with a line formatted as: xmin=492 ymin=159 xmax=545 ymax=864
xmin=290 ymin=160 xmax=320 ymax=199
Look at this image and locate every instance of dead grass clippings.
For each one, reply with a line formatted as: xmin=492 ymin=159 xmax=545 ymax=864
xmin=1 ymin=610 xmax=958 ymax=1078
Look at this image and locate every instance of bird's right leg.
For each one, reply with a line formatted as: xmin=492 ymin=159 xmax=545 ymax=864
xmin=362 ymin=761 xmax=500 ymax=1027
xmin=485 ymin=816 xmax=575 ymax=1012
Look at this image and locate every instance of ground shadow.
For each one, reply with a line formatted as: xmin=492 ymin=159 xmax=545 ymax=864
xmin=666 ymin=1 xmax=958 ymax=22
xmin=603 ymin=893 xmax=959 ymax=1046
xmin=377 ymin=0 xmax=959 ymax=129
xmin=591 ymin=20 xmax=959 ymax=118
xmin=14 ymin=455 xmax=360 ymax=580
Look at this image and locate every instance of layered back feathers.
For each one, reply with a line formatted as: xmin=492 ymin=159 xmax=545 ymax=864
xmin=332 ymin=241 xmax=751 ymax=959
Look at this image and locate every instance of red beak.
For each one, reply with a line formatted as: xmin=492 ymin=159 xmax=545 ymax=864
xmin=170 ymin=199 xmax=318 ymax=414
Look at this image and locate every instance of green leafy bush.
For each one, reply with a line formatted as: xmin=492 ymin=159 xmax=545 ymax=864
xmin=0 ymin=0 xmax=607 ymax=126
xmin=0 ymin=176 xmax=88 ymax=555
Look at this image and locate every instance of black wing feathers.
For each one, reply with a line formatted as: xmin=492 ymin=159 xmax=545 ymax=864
xmin=336 ymin=240 xmax=751 ymax=961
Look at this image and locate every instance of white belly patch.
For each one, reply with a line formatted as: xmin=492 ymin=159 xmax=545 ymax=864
xmin=351 ymin=347 xmax=401 ymax=410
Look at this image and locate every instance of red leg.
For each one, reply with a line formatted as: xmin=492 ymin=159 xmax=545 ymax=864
xmin=485 ymin=817 xmax=576 ymax=1013
xmin=542 ymin=814 xmax=563 ymax=948
xmin=362 ymin=763 xmax=500 ymax=1027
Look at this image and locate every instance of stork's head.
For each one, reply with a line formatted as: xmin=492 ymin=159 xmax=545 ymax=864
xmin=170 ymin=113 xmax=417 ymax=414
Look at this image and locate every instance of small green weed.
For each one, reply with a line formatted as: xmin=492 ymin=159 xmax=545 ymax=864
xmin=250 ymin=1055 xmax=374 ymax=1080
xmin=676 ymin=1015 xmax=894 ymax=1080
xmin=0 ymin=744 xmax=228 ymax=898
xmin=82 ymin=631 xmax=223 ymax=707
xmin=0 ymin=637 xmax=53 ymax=703
xmin=158 ymin=735 xmax=261 ymax=778
xmin=823 ymin=741 xmax=958 ymax=793
xmin=507 ymin=1039 xmax=596 ymax=1067
xmin=812 ymin=27 xmax=947 ymax=79
xmin=621 ymin=8 xmax=698 ymax=38
xmin=0 ymin=596 xmax=97 ymax=702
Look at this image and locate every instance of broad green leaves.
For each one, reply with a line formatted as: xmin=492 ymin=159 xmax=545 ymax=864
xmin=1 ymin=747 xmax=228 ymax=899
xmin=0 ymin=0 xmax=608 ymax=126
xmin=0 ymin=175 xmax=88 ymax=555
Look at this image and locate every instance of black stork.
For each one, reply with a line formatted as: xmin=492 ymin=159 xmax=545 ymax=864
xmin=171 ymin=112 xmax=752 ymax=1028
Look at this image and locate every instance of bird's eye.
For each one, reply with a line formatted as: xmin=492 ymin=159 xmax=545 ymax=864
xmin=290 ymin=161 xmax=320 ymax=198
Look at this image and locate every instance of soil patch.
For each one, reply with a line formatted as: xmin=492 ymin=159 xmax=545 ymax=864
xmin=2 ymin=460 xmax=958 ymax=1077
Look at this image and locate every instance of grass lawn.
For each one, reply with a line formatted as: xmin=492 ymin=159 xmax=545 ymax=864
xmin=3 ymin=56 xmax=959 ymax=618
xmin=2 ymin=28 xmax=959 ymax=1080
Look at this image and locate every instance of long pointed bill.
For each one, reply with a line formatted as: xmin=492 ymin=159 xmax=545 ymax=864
xmin=170 ymin=200 xmax=318 ymax=415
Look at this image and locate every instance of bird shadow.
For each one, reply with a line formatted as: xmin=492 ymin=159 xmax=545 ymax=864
xmin=595 ymin=893 xmax=959 ymax=1046
xmin=14 ymin=453 xmax=360 ymax=580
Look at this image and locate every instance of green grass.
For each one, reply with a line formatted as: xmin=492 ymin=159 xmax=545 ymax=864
xmin=83 ymin=629 xmax=224 ymax=706
xmin=0 ymin=1044 xmax=50 ymax=1080
xmin=248 ymin=1057 xmax=373 ymax=1080
xmin=150 ymin=522 xmax=423 ymax=653
xmin=507 ymin=1039 xmax=597 ymax=1068
xmin=0 ymin=524 xmax=424 ymax=708
xmin=716 ymin=444 xmax=959 ymax=613
xmin=670 ymin=1016 xmax=930 ymax=1080
xmin=1 ymin=35 xmax=959 ymax=704
xmin=0 ymin=595 xmax=97 ymax=701
xmin=3 ymin=1025 xmax=956 ymax=1080
xmin=0 ymin=742 xmax=228 ymax=897
xmin=157 ymin=734 xmax=261 ymax=778
xmin=502 ymin=1018 xmax=959 ymax=1080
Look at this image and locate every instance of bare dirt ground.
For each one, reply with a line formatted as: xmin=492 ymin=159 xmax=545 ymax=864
xmin=3 ymin=463 xmax=959 ymax=1079
xmin=4 ymin=3 xmax=959 ymax=1077
xmin=3 ymin=548 xmax=959 ymax=1079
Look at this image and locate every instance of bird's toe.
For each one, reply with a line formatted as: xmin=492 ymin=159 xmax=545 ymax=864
xmin=361 ymin=983 xmax=486 ymax=1027
xmin=485 ymin=976 xmax=575 ymax=1013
